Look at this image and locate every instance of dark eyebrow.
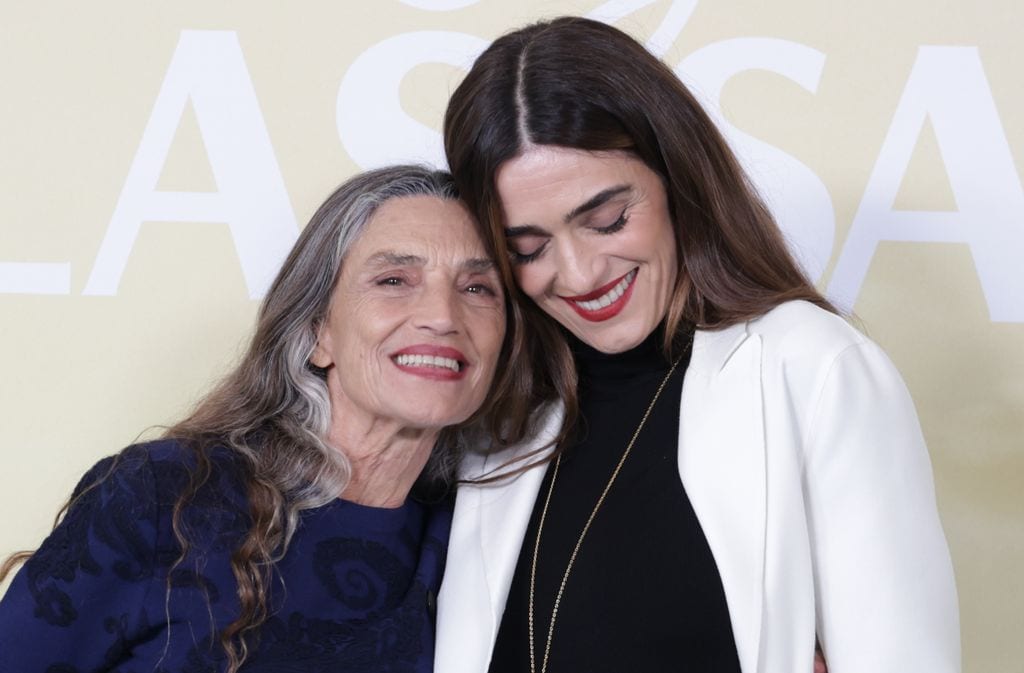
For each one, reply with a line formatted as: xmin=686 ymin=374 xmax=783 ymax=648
xmin=505 ymin=184 xmax=633 ymax=238
xmin=505 ymin=224 xmax=548 ymax=238
xmin=461 ymin=258 xmax=496 ymax=273
xmin=564 ymin=184 xmax=632 ymax=222
xmin=365 ymin=251 xmax=426 ymax=267
xmin=363 ymin=251 xmax=494 ymax=272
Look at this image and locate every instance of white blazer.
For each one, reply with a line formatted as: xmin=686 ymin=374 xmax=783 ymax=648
xmin=435 ymin=301 xmax=960 ymax=673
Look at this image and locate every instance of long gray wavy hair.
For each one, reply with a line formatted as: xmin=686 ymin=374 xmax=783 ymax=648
xmin=0 ymin=165 xmax=536 ymax=672
xmin=163 ymin=164 xmax=515 ymax=671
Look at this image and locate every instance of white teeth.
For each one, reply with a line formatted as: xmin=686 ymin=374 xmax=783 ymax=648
xmin=394 ymin=353 xmax=461 ymax=372
xmin=575 ymin=269 xmax=636 ymax=312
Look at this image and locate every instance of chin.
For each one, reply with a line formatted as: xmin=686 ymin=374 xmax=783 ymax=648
xmin=400 ymin=405 xmax=475 ymax=431
xmin=573 ymin=324 xmax=649 ymax=354
xmin=594 ymin=338 xmax=642 ymax=354
xmin=554 ymin=300 xmax=654 ymax=353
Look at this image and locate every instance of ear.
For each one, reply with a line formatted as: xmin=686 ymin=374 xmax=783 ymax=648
xmin=309 ymin=320 xmax=333 ymax=368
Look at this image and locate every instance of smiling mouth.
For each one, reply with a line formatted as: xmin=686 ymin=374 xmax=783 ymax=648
xmin=390 ymin=345 xmax=468 ymax=381
xmin=561 ymin=268 xmax=637 ymax=321
xmin=393 ymin=353 xmax=461 ymax=373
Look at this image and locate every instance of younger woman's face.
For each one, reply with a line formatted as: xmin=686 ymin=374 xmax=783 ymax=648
xmin=495 ymin=146 xmax=677 ymax=353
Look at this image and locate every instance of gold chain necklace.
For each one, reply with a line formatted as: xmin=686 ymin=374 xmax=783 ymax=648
xmin=527 ymin=340 xmax=689 ymax=673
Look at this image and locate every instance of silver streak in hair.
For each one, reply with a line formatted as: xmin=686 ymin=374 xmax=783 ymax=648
xmin=169 ymin=165 xmax=463 ymax=553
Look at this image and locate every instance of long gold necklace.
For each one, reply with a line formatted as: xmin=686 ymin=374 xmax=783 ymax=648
xmin=527 ymin=342 xmax=688 ymax=673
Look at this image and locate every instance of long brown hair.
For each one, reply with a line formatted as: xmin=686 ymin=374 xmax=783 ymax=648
xmin=1 ymin=165 xmax=532 ymax=671
xmin=444 ymin=16 xmax=837 ymax=459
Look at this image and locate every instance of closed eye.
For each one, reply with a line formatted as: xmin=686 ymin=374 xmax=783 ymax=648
xmin=505 ymin=224 xmax=549 ymax=265
xmin=509 ymin=243 xmax=546 ymax=265
xmin=594 ymin=209 xmax=628 ymax=235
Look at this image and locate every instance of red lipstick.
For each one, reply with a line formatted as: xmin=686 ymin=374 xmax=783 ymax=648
xmin=559 ymin=269 xmax=637 ymax=322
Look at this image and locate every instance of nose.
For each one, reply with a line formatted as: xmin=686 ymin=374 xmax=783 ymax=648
xmin=413 ymin=283 xmax=460 ymax=335
xmin=552 ymin=238 xmax=601 ymax=296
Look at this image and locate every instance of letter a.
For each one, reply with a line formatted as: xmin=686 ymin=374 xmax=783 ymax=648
xmin=84 ymin=31 xmax=296 ymax=299
xmin=829 ymin=47 xmax=1024 ymax=322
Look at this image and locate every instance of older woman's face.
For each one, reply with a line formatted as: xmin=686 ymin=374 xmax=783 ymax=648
xmin=496 ymin=146 xmax=677 ymax=354
xmin=311 ymin=196 xmax=505 ymax=432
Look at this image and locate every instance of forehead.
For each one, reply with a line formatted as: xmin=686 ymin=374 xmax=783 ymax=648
xmin=349 ymin=195 xmax=489 ymax=262
xmin=495 ymin=147 xmax=648 ymax=219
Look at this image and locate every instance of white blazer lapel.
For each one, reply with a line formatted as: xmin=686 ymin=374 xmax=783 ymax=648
xmin=436 ymin=404 xmax=562 ymax=673
xmin=679 ymin=325 xmax=767 ymax=673
xmin=478 ymin=408 xmax=561 ymax=628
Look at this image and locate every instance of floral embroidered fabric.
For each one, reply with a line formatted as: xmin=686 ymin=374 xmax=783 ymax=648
xmin=0 ymin=440 xmax=452 ymax=672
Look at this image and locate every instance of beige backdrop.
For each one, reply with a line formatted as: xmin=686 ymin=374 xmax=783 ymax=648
xmin=2 ymin=1 xmax=1021 ymax=669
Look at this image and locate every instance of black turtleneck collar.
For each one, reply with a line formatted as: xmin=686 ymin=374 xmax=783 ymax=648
xmin=569 ymin=324 xmax=676 ymax=396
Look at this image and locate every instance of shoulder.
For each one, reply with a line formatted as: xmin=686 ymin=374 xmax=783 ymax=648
xmin=690 ymin=301 xmax=907 ymax=425
xmin=74 ymin=440 xmax=228 ymax=507
xmin=145 ymin=438 xmax=252 ymax=535
xmin=749 ymin=303 xmax=916 ymax=443
xmin=748 ymin=300 xmax=867 ymax=360
xmin=125 ymin=438 xmax=249 ymax=500
xmin=87 ymin=439 xmax=251 ymax=550
xmin=750 ymin=302 xmax=906 ymax=394
xmin=750 ymin=302 xmax=908 ymax=407
xmin=59 ymin=439 xmax=247 ymax=535
xmin=459 ymin=401 xmax=563 ymax=481
xmin=90 ymin=438 xmax=201 ymax=483
xmin=67 ymin=442 xmax=164 ymax=510
xmin=19 ymin=444 xmax=176 ymax=600
xmin=692 ymin=300 xmax=871 ymax=377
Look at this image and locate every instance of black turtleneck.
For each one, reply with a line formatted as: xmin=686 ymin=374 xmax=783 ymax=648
xmin=488 ymin=327 xmax=741 ymax=673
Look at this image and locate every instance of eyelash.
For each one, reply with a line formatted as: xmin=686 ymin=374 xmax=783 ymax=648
xmin=509 ymin=209 xmax=630 ymax=264
xmin=596 ymin=210 xmax=629 ymax=235
xmin=466 ymin=283 xmax=497 ymax=296
xmin=509 ymin=248 xmax=543 ymax=265
xmin=377 ymin=276 xmax=496 ymax=297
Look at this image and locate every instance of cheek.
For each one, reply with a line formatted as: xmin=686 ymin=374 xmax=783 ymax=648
xmin=628 ymin=217 xmax=677 ymax=277
xmin=511 ymin=265 xmax=549 ymax=301
xmin=340 ymin=302 xmax=399 ymax=361
xmin=463 ymin=310 xmax=506 ymax=388
xmin=651 ymin=211 xmax=678 ymax=260
xmin=655 ymin=231 xmax=679 ymax=288
xmin=476 ymin=310 xmax=507 ymax=360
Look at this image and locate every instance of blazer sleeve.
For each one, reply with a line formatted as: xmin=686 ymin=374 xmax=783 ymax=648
xmin=0 ymin=449 xmax=162 ymax=672
xmin=802 ymin=340 xmax=960 ymax=673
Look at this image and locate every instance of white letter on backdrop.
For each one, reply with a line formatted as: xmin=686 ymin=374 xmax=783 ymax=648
xmin=84 ymin=30 xmax=296 ymax=299
xmin=679 ymin=39 xmax=835 ymax=282
xmin=0 ymin=262 xmax=70 ymax=295
xmin=337 ymin=31 xmax=488 ymax=170
xmin=397 ymin=0 xmax=481 ymax=9
xmin=586 ymin=0 xmax=698 ymax=57
xmin=828 ymin=47 xmax=1024 ymax=321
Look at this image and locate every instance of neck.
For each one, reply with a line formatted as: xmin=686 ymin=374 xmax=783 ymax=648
xmin=328 ymin=417 xmax=438 ymax=509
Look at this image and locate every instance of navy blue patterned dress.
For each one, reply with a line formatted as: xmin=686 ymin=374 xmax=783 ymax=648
xmin=0 ymin=440 xmax=452 ymax=672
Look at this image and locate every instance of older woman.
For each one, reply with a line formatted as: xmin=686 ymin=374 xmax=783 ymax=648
xmin=0 ymin=166 xmax=518 ymax=672
xmin=436 ymin=16 xmax=960 ymax=673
